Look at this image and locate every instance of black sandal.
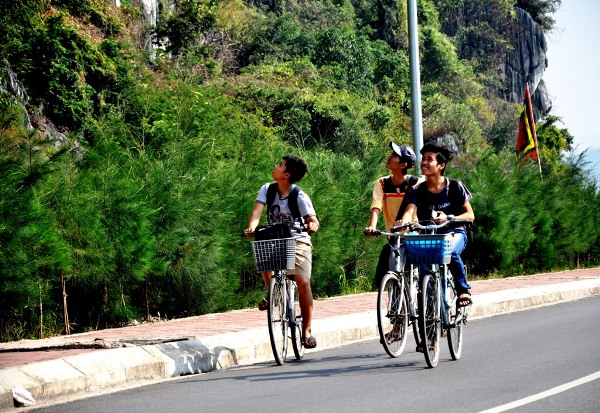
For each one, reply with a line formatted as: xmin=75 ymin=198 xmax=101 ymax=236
xmin=258 ymin=297 xmax=268 ymax=311
xmin=303 ymin=336 xmax=317 ymax=349
xmin=458 ymin=292 xmax=472 ymax=307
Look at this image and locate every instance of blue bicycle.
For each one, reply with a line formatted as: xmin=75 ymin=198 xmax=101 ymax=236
xmin=404 ymin=219 xmax=472 ymax=368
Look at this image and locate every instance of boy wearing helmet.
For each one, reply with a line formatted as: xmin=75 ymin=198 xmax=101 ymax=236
xmin=364 ymin=142 xmax=421 ymax=287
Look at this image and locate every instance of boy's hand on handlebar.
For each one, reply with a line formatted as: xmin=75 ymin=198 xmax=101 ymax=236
xmin=431 ymin=211 xmax=454 ymax=223
xmin=364 ymin=226 xmax=380 ymax=237
xmin=305 ymin=221 xmax=319 ymax=234
xmin=392 ymin=220 xmax=411 ymax=232
xmin=243 ymin=228 xmax=255 ymax=238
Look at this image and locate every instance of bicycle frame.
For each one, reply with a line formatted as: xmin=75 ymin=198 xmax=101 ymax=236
xmin=374 ymin=228 xmax=421 ymax=358
xmin=246 ymin=226 xmax=306 ymax=365
xmin=379 ymin=231 xmax=420 ymax=320
xmin=279 ymin=272 xmax=300 ymax=332
xmin=269 ymin=269 xmax=304 ymax=365
xmin=430 ymin=264 xmax=460 ymax=330
xmin=407 ymin=218 xmax=472 ymax=367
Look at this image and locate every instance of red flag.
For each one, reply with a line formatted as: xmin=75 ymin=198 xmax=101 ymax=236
xmin=516 ymin=83 xmax=540 ymax=168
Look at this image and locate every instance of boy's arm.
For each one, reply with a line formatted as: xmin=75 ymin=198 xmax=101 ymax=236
xmin=447 ymin=201 xmax=474 ymax=222
xmin=243 ymin=202 xmax=265 ymax=237
xmin=304 ymin=214 xmax=320 ymax=234
xmin=365 ymin=181 xmax=383 ymax=236
xmin=367 ymin=208 xmax=380 ymax=229
xmin=364 ymin=208 xmax=380 ymax=236
xmin=398 ymin=203 xmax=417 ymax=225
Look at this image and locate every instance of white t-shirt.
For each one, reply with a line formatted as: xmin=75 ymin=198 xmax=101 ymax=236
xmin=256 ymin=183 xmax=316 ymax=241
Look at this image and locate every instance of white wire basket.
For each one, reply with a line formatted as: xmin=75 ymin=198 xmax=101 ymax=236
xmin=252 ymin=238 xmax=296 ymax=272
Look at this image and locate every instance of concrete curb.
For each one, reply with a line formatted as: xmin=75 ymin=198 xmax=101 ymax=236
xmin=1 ymin=279 xmax=600 ymax=411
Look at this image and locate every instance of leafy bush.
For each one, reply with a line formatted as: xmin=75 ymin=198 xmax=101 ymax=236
xmin=1 ymin=0 xmax=596 ymax=341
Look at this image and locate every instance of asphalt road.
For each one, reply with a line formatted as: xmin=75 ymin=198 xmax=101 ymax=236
xmin=32 ymin=296 xmax=600 ymax=413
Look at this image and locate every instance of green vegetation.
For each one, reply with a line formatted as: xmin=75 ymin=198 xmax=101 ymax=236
xmin=2 ymin=0 xmax=596 ymax=342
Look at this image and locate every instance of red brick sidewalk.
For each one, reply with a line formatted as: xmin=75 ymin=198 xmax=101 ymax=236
xmin=1 ymin=268 xmax=599 ymax=370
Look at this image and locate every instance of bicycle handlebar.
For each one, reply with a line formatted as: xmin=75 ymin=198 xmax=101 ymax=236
xmin=410 ymin=217 xmax=472 ymax=232
xmin=369 ymin=222 xmax=414 ymax=238
xmin=367 ymin=218 xmax=472 ymax=238
xmin=242 ymin=223 xmax=307 ymax=238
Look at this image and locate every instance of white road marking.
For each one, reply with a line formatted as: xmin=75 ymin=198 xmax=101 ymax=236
xmin=479 ymin=370 xmax=600 ymax=413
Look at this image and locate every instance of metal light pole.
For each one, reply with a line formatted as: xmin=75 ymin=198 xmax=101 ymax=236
xmin=407 ymin=0 xmax=423 ymax=158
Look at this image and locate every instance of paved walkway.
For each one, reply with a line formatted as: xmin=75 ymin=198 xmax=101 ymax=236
xmin=1 ymin=268 xmax=600 ymax=410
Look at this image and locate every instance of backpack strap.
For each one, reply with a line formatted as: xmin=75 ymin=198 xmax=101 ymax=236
xmin=407 ymin=175 xmax=419 ymax=187
xmin=447 ymin=178 xmax=462 ymax=206
xmin=266 ymin=182 xmax=303 ymax=221
xmin=266 ymin=182 xmax=278 ymax=211
xmin=380 ymin=175 xmax=418 ymax=198
xmin=288 ymin=185 xmax=302 ymax=220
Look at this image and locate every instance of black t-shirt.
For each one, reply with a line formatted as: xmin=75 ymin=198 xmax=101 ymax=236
xmin=401 ymin=177 xmax=472 ymax=232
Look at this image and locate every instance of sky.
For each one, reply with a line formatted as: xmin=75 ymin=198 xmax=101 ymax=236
xmin=543 ymin=0 xmax=600 ymax=152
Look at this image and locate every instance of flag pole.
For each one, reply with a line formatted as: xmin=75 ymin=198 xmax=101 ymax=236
xmin=524 ymin=83 xmax=542 ymax=176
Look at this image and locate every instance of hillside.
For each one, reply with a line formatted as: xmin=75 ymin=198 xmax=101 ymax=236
xmin=2 ymin=0 xmax=599 ymax=342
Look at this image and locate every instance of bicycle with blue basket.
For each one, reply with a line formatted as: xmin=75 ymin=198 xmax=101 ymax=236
xmin=404 ymin=218 xmax=472 ymax=368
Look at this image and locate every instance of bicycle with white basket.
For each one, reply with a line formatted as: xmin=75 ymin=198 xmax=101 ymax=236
xmin=404 ymin=218 xmax=473 ymax=368
xmin=247 ymin=225 xmax=305 ymax=365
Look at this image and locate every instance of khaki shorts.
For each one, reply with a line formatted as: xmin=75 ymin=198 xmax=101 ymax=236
xmin=289 ymin=239 xmax=313 ymax=279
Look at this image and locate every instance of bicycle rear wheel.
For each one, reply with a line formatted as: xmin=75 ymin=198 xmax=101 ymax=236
xmin=419 ymin=270 xmax=441 ymax=368
xmin=377 ymin=272 xmax=408 ymax=358
xmin=447 ymin=280 xmax=464 ymax=360
xmin=290 ymin=281 xmax=305 ymax=360
xmin=268 ymin=275 xmax=288 ymax=365
xmin=409 ymin=266 xmax=421 ymax=347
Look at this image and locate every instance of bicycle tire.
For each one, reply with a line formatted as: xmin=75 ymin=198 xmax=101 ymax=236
xmin=268 ymin=275 xmax=288 ymax=365
xmin=419 ymin=270 xmax=441 ymax=368
xmin=377 ymin=272 xmax=409 ymax=358
xmin=290 ymin=281 xmax=305 ymax=360
xmin=447 ymin=280 xmax=463 ymax=360
xmin=409 ymin=266 xmax=421 ymax=347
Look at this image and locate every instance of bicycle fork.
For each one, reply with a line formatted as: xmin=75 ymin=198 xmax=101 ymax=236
xmin=287 ymin=280 xmax=296 ymax=327
xmin=441 ymin=268 xmax=464 ymax=328
xmin=408 ymin=267 xmax=418 ymax=320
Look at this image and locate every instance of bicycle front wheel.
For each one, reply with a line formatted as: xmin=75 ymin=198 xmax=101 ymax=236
xmin=447 ymin=280 xmax=464 ymax=360
xmin=419 ymin=270 xmax=441 ymax=368
xmin=377 ymin=272 xmax=408 ymax=358
xmin=290 ymin=281 xmax=305 ymax=360
xmin=268 ymin=275 xmax=288 ymax=365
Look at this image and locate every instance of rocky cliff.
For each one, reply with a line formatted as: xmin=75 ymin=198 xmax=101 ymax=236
xmin=124 ymin=2 xmax=552 ymax=120
xmin=503 ymin=7 xmax=552 ymax=121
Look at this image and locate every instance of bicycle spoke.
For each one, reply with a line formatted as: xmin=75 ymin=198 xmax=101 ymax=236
xmin=419 ymin=271 xmax=440 ymax=368
xmin=447 ymin=281 xmax=463 ymax=360
xmin=290 ymin=281 xmax=305 ymax=360
xmin=268 ymin=276 xmax=288 ymax=365
xmin=377 ymin=272 xmax=408 ymax=358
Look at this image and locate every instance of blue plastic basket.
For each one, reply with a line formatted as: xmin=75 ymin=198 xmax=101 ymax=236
xmin=404 ymin=233 xmax=454 ymax=265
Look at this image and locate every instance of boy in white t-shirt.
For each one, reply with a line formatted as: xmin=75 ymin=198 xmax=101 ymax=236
xmin=244 ymin=155 xmax=320 ymax=349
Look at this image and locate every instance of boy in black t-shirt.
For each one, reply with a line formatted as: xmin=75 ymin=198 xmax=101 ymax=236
xmin=398 ymin=142 xmax=475 ymax=307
